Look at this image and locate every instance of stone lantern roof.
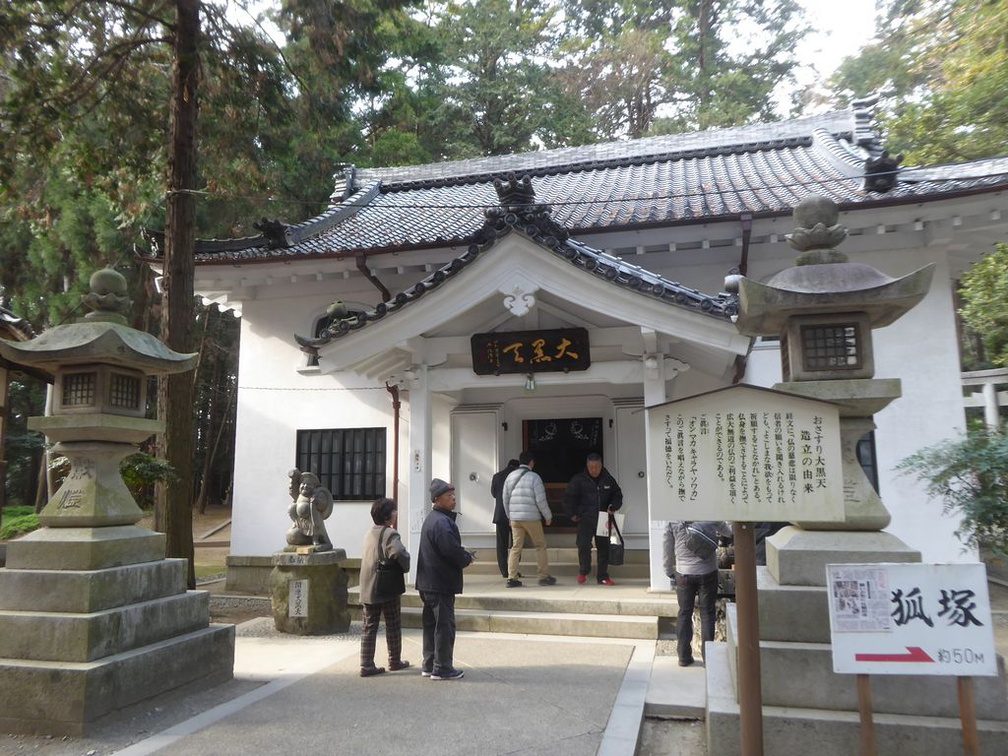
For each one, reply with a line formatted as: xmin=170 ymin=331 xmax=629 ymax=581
xmin=733 ymin=195 xmax=934 ymax=336
xmin=0 ymin=268 xmax=197 ymax=375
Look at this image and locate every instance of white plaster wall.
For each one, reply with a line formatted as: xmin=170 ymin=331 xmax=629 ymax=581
xmin=224 ymin=231 xmax=974 ymax=566
xmin=869 ymin=249 xmax=971 ymax=562
xmin=230 ymin=294 xmax=397 ymax=558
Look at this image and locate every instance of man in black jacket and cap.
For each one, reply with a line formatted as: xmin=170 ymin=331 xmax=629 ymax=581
xmin=564 ymin=453 xmax=623 ymax=585
xmin=416 ymin=478 xmax=474 ymax=680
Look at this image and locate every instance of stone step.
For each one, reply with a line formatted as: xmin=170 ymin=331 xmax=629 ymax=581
xmin=0 ymin=559 xmax=188 ymax=613
xmin=349 ymin=603 xmax=659 ymax=639
xmin=705 ymin=642 xmax=1008 ymax=756
xmin=466 ymin=560 xmax=650 ymax=578
xmin=0 ymin=623 xmax=235 ymax=736
xmin=724 ymin=603 xmax=1008 ymax=721
xmin=0 ymin=590 xmax=211 ymax=663
xmin=467 ymin=547 xmax=650 ymax=564
xmin=349 ymin=585 xmax=675 ymax=618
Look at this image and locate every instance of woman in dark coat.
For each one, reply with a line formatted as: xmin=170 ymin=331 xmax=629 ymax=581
xmin=358 ymin=497 xmax=411 ymax=677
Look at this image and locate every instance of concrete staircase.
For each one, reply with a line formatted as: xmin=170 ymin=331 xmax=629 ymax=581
xmin=464 ymin=545 xmax=650 ymax=579
xmin=346 ymin=548 xmax=673 ymax=640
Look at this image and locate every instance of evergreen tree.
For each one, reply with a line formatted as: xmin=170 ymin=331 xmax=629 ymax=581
xmin=829 ymin=0 xmax=1008 ymax=164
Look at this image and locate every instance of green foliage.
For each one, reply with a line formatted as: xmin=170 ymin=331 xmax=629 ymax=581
xmin=898 ymin=430 xmax=1008 ymax=554
xmin=958 ymin=244 xmax=1008 ymax=369
xmin=0 ymin=507 xmax=40 ymax=540
xmin=829 ymin=0 xmax=1008 ymax=164
xmin=120 ymin=452 xmax=179 ymax=509
xmin=562 ymin=0 xmax=807 ymax=139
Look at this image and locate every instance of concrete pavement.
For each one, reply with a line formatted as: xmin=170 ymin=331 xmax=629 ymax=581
xmin=105 ymin=620 xmax=673 ymax=756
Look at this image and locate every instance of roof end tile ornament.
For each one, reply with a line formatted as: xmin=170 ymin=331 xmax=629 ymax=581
xmin=851 ymin=93 xmax=902 ymax=193
xmin=253 ymin=217 xmax=291 ymax=249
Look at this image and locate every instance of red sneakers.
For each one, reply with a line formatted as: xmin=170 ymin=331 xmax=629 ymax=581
xmin=577 ymin=574 xmax=587 ymax=584
xmin=599 ymin=578 xmax=615 ymax=586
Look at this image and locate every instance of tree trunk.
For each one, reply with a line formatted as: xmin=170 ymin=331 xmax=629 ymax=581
xmin=157 ymin=0 xmax=201 ymax=589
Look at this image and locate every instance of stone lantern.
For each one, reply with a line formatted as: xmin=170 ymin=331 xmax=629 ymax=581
xmin=0 ymin=269 xmax=234 ymax=735
xmin=705 ymin=198 xmax=1008 ymax=754
xmin=733 ymin=195 xmax=934 ymax=530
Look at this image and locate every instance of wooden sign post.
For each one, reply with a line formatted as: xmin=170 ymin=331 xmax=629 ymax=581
xmin=647 ymin=385 xmax=846 ymax=756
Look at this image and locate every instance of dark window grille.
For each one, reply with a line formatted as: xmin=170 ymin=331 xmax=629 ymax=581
xmin=801 ymin=323 xmax=862 ymax=371
xmin=295 ymin=428 xmax=386 ymax=500
xmin=63 ymin=372 xmax=96 ymax=406
xmin=856 ymin=432 xmax=880 ymax=494
xmin=109 ymin=372 xmax=141 ymax=409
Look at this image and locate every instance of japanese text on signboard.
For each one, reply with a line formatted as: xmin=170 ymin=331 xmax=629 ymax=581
xmin=827 ymin=563 xmax=996 ymax=676
xmin=647 ymin=385 xmax=842 ymax=522
xmin=471 ymin=328 xmax=590 ymax=376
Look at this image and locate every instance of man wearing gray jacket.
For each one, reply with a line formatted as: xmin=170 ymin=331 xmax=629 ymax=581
xmin=502 ymin=450 xmax=557 ymax=587
xmin=663 ymin=520 xmax=728 ymax=666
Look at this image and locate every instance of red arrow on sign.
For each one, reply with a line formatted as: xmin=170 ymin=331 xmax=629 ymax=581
xmin=855 ymin=646 xmax=934 ymax=663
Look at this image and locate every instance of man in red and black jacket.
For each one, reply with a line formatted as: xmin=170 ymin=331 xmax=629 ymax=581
xmin=563 ymin=453 xmax=623 ymax=585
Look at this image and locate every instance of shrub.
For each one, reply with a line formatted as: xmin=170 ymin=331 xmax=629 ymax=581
xmin=0 ymin=506 xmax=40 ymax=540
xmin=898 ymin=430 xmax=1008 ymax=555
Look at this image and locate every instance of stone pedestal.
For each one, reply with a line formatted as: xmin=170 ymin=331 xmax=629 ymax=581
xmin=0 ymin=527 xmax=235 ymax=735
xmin=705 ymin=527 xmax=1008 ymax=754
xmin=270 ymin=550 xmax=350 ymax=635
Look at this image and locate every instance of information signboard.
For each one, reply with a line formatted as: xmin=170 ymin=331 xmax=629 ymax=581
xmin=646 ymin=384 xmax=843 ymax=522
xmin=827 ymin=562 xmax=997 ymax=676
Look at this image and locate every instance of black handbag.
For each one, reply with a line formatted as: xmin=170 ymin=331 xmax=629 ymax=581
xmin=607 ymin=513 xmax=625 ymax=566
xmin=374 ymin=526 xmax=406 ymax=598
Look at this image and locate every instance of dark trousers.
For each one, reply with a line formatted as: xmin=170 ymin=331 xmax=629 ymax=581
xmin=576 ymin=514 xmax=610 ymax=580
xmin=360 ymin=597 xmax=403 ymax=669
xmin=675 ymin=570 xmax=719 ymax=664
xmin=495 ymin=521 xmax=513 ymax=578
xmin=420 ymin=591 xmax=457 ymax=674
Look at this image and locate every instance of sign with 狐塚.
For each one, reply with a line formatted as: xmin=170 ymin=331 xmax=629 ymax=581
xmin=471 ymin=327 xmax=590 ymax=375
xmin=646 ymin=384 xmax=843 ymax=522
xmin=827 ymin=562 xmax=996 ymax=676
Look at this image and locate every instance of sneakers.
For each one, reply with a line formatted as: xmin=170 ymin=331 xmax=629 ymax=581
xmin=360 ymin=666 xmax=386 ymax=677
xmin=388 ymin=660 xmax=410 ymax=672
xmin=538 ymin=576 xmax=557 ymax=586
xmin=678 ymin=658 xmax=695 ymax=667
xmin=431 ymin=668 xmax=465 ymax=681
xmin=506 ymin=578 xmax=522 ymax=588
xmin=421 ymin=669 xmax=432 ymax=677
xmin=598 ymin=577 xmax=615 ymax=586
xmin=576 ymin=574 xmax=587 ymax=584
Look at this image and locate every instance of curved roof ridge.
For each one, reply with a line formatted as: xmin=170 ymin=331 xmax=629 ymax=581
xmin=811 ymin=128 xmax=865 ymax=178
xmin=360 ymin=111 xmax=854 ymax=187
xmin=298 ymin=203 xmax=737 ymax=349
xmin=284 ymin=182 xmax=381 ymax=246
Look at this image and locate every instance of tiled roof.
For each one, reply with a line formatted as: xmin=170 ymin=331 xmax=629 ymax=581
xmin=178 ymin=106 xmax=1008 ymax=264
xmin=0 ymin=305 xmax=33 ymax=340
xmin=296 ymin=176 xmax=738 ymax=348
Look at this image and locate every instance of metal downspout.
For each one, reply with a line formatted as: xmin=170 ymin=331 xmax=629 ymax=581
xmin=356 ymin=251 xmax=390 ymax=302
xmin=386 ymin=382 xmax=401 ymax=525
xmin=732 ymin=212 xmax=755 ymax=384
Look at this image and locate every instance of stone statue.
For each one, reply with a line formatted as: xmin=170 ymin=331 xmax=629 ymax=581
xmin=286 ymin=468 xmax=334 ymax=550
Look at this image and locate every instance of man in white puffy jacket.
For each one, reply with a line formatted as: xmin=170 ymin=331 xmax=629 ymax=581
xmin=502 ymin=450 xmax=557 ymax=587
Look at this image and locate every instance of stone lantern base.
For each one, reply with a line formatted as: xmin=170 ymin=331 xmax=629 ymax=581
xmin=0 ymin=527 xmax=235 ymax=735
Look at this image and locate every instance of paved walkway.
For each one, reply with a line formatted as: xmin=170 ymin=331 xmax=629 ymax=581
xmin=108 ymin=621 xmax=664 ymax=756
